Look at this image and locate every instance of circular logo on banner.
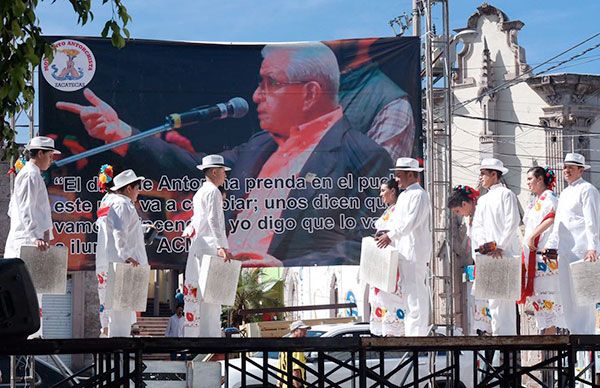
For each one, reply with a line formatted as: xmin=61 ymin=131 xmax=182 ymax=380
xmin=42 ymin=39 xmax=96 ymax=92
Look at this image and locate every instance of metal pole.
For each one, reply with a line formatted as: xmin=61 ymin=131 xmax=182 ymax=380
xmin=424 ymin=3 xmax=436 ymax=388
xmin=10 ymin=355 xmax=17 ymax=388
xmin=442 ymin=0 xmax=454 ymax=337
xmin=26 ymin=356 xmax=35 ymax=388
xmin=412 ymin=0 xmax=421 ymax=37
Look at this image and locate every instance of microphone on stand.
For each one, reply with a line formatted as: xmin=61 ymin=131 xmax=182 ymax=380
xmin=166 ymin=97 xmax=249 ymax=129
xmin=54 ymin=97 xmax=250 ymax=169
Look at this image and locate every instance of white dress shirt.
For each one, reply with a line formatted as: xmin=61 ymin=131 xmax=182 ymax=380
xmin=544 ymin=177 xmax=600 ymax=334
xmin=96 ymin=193 xmax=148 ymax=266
xmin=387 ymin=183 xmax=432 ymax=268
xmin=5 ymin=162 xmax=54 ymax=258
xmin=545 ymin=178 xmax=600 ymax=253
xmin=471 ymin=183 xmax=521 ymax=256
xmin=165 ymin=314 xmax=185 ymax=337
xmin=188 ymin=180 xmax=228 ymax=250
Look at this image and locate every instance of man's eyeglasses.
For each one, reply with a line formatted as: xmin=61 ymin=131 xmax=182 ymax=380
xmin=257 ymin=76 xmax=309 ymax=92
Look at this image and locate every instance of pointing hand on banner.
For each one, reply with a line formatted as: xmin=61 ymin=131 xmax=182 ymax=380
xmin=56 ymin=88 xmax=132 ymax=156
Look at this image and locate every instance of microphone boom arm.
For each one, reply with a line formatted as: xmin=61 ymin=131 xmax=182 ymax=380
xmin=54 ymin=122 xmax=173 ymax=168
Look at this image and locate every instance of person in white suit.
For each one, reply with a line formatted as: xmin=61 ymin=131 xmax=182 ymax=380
xmin=544 ymin=153 xmax=600 ymax=334
xmin=471 ymin=158 xmax=520 ymax=336
xmin=5 ymin=136 xmax=61 ymax=338
xmin=182 ymin=154 xmax=232 ymax=337
xmin=96 ymin=169 xmax=149 ymax=337
xmin=376 ymin=157 xmax=431 ymax=336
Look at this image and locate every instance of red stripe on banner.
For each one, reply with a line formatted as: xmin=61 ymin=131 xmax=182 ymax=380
xmin=97 ymin=206 xmax=110 ymax=218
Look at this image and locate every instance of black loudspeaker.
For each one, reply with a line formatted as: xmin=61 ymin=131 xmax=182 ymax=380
xmin=0 ymin=258 xmax=40 ymax=339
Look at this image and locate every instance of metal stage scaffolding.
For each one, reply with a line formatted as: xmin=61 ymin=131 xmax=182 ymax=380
xmin=3 ymin=335 xmax=600 ymax=387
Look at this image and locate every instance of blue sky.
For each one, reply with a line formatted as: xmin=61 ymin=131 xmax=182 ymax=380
xmin=19 ymin=0 xmax=600 ymax=142
xmin=36 ymin=0 xmax=600 ymax=73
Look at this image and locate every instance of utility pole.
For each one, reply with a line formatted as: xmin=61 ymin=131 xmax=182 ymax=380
xmin=412 ymin=0 xmax=455 ymax=384
xmin=413 ymin=0 xmax=454 ymax=334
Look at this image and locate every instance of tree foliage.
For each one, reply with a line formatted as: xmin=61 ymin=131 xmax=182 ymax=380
xmin=223 ymin=268 xmax=285 ymax=327
xmin=1 ymin=0 xmax=131 ymax=160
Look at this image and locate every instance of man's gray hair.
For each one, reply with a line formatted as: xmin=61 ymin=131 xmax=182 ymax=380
xmin=261 ymin=42 xmax=340 ymax=99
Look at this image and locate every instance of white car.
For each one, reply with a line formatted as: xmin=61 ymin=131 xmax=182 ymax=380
xmin=222 ymin=323 xmax=474 ymax=388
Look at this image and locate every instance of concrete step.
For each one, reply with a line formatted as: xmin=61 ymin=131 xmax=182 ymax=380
xmin=137 ymin=317 xmax=170 ymax=338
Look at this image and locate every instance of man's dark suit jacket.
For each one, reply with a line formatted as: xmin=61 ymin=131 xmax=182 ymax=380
xmin=129 ymin=116 xmax=393 ymax=266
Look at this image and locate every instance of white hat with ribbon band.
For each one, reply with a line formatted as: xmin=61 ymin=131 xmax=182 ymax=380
xmin=389 ymin=157 xmax=424 ymax=172
xmin=110 ymin=169 xmax=145 ymax=191
xmin=479 ymin=158 xmax=508 ymax=174
xmin=26 ymin=136 xmax=61 ymax=154
xmin=196 ymin=154 xmax=231 ymax=171
xmin=563 ymin=153 xmax=591 ymax=170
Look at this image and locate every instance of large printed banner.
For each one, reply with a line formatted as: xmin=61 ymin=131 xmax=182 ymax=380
xmin=39 ymin=36 xmax=421 ymax=270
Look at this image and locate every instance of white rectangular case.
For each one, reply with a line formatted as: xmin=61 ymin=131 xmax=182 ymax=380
xmin=473 ymin=254 xmax=521 ymax=300
xmin=19 ymin=244 xmax=68 ymax=294
xmin=570 ymin=260 xmax=600 ymax=305
xmin=105 ymin=263 xmax=151 ymax=311
xmin=198 ymin=255 xmax=242 ymax=306
xmin=359 ymin=236 xmax=400 ymax=293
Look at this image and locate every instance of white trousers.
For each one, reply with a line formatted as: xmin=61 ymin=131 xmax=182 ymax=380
xmin=108 ymin=310 xmax=135 ymax=337
xmin=183 ymin=240 xmax=222 ymax=338
xmin=559 ymin=252 xmax=596 ymax=334
xmin=488 ymin=299 xmax=516 ymax=336
xmin=403 ymin=264 xmax=430 ymax=337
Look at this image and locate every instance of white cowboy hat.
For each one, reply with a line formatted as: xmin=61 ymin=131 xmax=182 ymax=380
xmin=289 ymin=320 xmax=311 ymax=332
xmin=110 ymin=169 xmax=145 ymax=191
xmin=389 ymin=157 xmax=424 ymax=172
xmin=196 ymin=154 xmax=231 ymax=171
xmin=26 ymin=136 xmax=61 ymax=154
xmin=563 ymin=153 xmax=591 ymax=170
xmin=479 ymin=158 xmax=508 ymax=174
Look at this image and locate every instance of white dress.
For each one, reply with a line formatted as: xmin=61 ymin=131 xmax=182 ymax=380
xmin=522 ymin=189 xmax=565 ymax=330
xmin=183 ymin=180 xmax=228 ymax=337
xmin=545 ymin=178 xmax=600 ymax=334
xmin=369 ymin=204 xmax=408 ymax=337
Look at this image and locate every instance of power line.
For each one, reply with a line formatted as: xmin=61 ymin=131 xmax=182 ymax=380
xmin=454 ymin=115 xmax=600 ymax=136
xmin=455 ymin=114 xmax=548 ymax=129
xmin=450 ymin=32 xmax=600 ymax=112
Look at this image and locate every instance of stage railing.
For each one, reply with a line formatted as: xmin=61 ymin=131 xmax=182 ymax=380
xmin=2 ymin=335 xmax=600 ymax=387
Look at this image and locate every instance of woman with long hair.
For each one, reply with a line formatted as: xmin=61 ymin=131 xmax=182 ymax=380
xmin=520 ymin=167 xmax=564 ymax=334
xmin=447 ymin=185 xmax=492 ymax=334
xmin=369 ymin=178 xmax=406 ymax=336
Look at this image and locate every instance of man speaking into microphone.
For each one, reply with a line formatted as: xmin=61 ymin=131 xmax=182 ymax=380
xmin=55 ymin=42 xmax=392 ymax=266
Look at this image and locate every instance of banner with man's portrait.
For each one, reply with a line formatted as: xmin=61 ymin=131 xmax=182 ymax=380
xmin=38 ymin=36 xmax=421 ymax=270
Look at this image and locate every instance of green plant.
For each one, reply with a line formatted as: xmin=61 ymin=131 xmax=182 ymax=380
xmin=223 ymin=268 xmax=284 ymax=327
xmin=1 ymin=0 xmax=131 ymax=160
